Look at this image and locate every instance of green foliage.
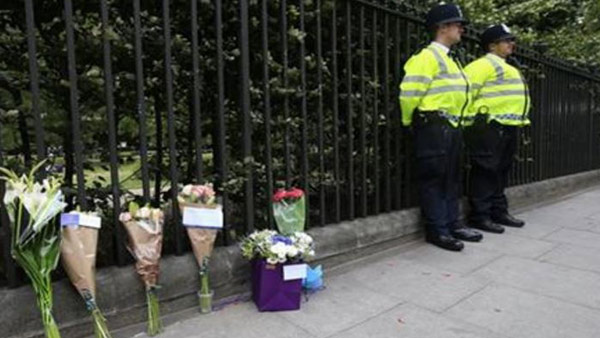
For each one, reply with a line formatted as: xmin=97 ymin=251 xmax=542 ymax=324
xmin=455 ymin=0 xmax=600 ymax=69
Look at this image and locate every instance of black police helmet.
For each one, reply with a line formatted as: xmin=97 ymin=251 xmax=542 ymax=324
xmin=425 ymin=3 xmax=468 ymax=28
xmin=480 ymin=24 xmax=516 ymax=48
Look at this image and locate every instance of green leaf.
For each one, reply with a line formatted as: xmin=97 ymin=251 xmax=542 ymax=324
xmin=129 ymin=201 xmax=139 ymax=217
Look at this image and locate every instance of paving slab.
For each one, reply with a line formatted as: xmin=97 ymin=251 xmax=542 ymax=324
xmin=470 ymin=256 xmax=600 ymax=309
xmin=397 ymin=242 xmax=503 ymax=275
xmin=587 ymin=224 xmax=600 ymax=234
xmin=445 ymin=284 xmax=600 ymax=338
xmin=130 ymin=301 xmax=315 ymax=338
xmin=522 ymin=209 xmax=594 ymax=230
xmin=544 ymin=228 xmax=600 ymax=250
xmin=276 ymin=274 xmax=401 ymax=338
xmin=500 ymin=219 xmax=563 ymax=239
xmin=538 ymin=243 xmax=600 ymax=274
xmin=467 ymin=233 xmax=557 ymax=259
xmin=329 ymin=303 xmax=509 ymax=338
xmin=342 ymin=257 xmax=489 ymax=312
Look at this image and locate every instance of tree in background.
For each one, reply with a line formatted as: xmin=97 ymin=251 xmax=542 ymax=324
xmin=444 ymin=0 xmax=599 ymax=71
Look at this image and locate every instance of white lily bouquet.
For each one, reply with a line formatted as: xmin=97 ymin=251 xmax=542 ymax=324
xmin=119 ymin=202 xmax=164 ymax=336
xmin=1 ymin=162 xmax=67 ymax=338
xmin=60 ymin=210 xmax=111 ymax=338
xmin=178 ymin=183 xmax=222 ymax=313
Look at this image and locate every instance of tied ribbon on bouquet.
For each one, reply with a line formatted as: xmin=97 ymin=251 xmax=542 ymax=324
xmin=60 ymin=210 xmax=112 ymax=338
xmin=178 ymin=183 xmax=222 ymax=313
xmin=1 ymin=162 xmax=67 ymax=338
xmin=119 ymin=202 xmax=164 ymax=336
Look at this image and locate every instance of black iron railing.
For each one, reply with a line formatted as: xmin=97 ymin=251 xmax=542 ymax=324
xmin=1 ymin=0 xmax=599 ymax=287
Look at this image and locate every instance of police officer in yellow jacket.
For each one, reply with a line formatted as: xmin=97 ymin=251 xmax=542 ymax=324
xmin=464 ymin=24 xmax=529 ymax=233
xmin=400 ymin=3 xmax=482 ymax=251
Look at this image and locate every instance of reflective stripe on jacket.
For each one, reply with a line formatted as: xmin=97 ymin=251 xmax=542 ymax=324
xmin=399 ymin=42 xmax=471 ymax=127
xmin=465 ymin=53 xmax=531 ymax=126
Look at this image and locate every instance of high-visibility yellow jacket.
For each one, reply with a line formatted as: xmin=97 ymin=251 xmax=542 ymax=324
xmin=465 ymin=53 xmax=531 ymax=126
xmin=399 ymin=42 xmax=471 ymax=127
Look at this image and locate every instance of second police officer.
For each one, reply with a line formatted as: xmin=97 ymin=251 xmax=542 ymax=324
xmin=399 ymin=3 xmax=483 ymax=251
xmin=464 ymin=24 xmax=530 ymax=233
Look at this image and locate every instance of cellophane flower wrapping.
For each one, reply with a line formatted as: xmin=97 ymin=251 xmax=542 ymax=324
xmin=272 ymin=188 xmax=305 ymax=236
xmin=178 ymin=183 xmax=221 ymax=312
xmin=1 ymin=163 xmax=66 ymax=338
xmin=60 ymin=211 xmax=112 ymax=338
xmin=120 ymin=203 xmax=163 ymax=336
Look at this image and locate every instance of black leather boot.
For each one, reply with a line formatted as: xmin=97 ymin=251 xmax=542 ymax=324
xmin=426 ymin=234 xmax=465 ymax=251
xmin=469 ymin=219 xmax=505 ymax=234
xmin=492 ymin=213 xmax=525 ymax=227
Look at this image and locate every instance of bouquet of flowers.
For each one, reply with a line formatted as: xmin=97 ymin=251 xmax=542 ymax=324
xmin=178 ymin=183 xmax=222 ymax=313
xmin=1 ymin=162 xmax=67 ymax=338
xmin=60 ymin=210 xmax=111 ymax=338
xmin=240 ymin=228 xmax=314 ymax=312
xmin=272 ymin=188 xmax=305 ymax=235
xmin=240 ymin=230 xmax=314 ymax=264
xmin=119 ymin=202 xmax=164 ymax=336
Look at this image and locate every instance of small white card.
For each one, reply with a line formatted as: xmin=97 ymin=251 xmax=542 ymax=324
xmin=283 ymin=264 xmax=308 ymax=281
xmin=182 ymin=206 xmax=223 ymax=229
xmin=60 ymin=213 xmax=101 ymax=229
xmin=79 ymin=214 xmax=101 ymax=229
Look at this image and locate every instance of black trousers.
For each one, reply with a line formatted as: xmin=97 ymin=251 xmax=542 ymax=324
xmin=414 ymin=122 xmax=461 ymax=237
xmin=465 ymin=122 xmax=518 ymax=223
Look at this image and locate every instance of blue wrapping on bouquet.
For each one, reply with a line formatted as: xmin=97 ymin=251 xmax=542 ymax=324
xmin=302 ymin=265 xmax=323 ymax=290
xmin=251 ymin=259 xmax=302 ymax=312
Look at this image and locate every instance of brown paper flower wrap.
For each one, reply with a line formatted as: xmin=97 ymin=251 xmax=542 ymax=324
xmin=120 ymin=203 xmax=164 ymax=336
xmin=178 ymin=184 xmax=221 ymax=313
xmin=60 ymin=211 xmax=112 ymax=338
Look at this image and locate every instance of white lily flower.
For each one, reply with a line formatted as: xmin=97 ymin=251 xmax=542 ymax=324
xmin=3 ymin=189 xmax=17 ymax=205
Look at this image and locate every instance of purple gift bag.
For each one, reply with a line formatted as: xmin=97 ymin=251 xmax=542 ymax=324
xmin=251 ymin=259 xmax=302 ymax=312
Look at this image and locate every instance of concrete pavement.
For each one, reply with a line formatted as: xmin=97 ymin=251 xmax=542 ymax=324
xmin=116 ymin=186 xmax=600 ymax=338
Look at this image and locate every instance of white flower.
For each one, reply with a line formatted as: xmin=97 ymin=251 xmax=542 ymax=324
xmin=137 ymin=206 xmax=151 ymax=219
xmin=270 ymin=242 xmax=288 ymax=256
xmin=3 ymin=189 xmax=17 ymax=205
xmin=266 ymin=257 xmax=279 ymax=265
xmin=182 ymin=184 xmax=193 ymax=196
xmin=10 ymin=178 xmax=27 ymax=193
xmin=286 ymin=246 xmax=299 ymax=257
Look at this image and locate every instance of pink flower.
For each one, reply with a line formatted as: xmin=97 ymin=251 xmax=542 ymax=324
xmin=191 ymin=186 xmax=204 ymax=198
xmin=119 ymin=212 xmax=132 ymax=223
